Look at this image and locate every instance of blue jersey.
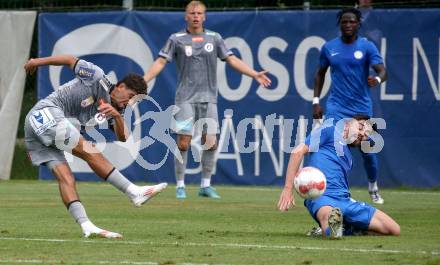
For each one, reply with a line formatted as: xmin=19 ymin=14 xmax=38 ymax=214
xmin=304 ymin=120 xmax=353 ymax=197
xmin=320 ymin=37 xmax=383 ymax=120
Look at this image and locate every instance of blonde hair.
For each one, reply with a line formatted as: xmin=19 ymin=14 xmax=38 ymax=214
xmin=185 ymin=1 xmax=206 ymax=12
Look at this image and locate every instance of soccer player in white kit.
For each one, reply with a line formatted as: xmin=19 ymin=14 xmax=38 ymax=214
xmin=144 ymin=1 xmax=271 ymax=199
xmin=24 ymin=55 xmax=167 ymax=238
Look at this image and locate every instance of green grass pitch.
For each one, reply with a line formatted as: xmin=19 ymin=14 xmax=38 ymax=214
xmin=0 ymin=181 xmax=439 ymax=265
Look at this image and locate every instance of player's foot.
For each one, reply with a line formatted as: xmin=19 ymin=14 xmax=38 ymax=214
xmin=306 ymin=226 xmax=322 ymax=237
xmin=369 ymin=190 xmax=384 ymax=204
xmin=198 ymin=186 xmax=220 ymax=199
xmin=176 ymin=187 xmax=187 ymax=199
xmin=83 ymin=230 xmax=123 ymax=239
xmin=327 ymin=207 xmax=343 ymax=239
xmin=131 ymin=183 xmax=168 ymax=207
xmin=81 ymin=221 xmax=122 ymax=239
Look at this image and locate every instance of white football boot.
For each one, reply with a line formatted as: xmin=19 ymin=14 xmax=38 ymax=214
xmin=131 ymin=183 xmax=168 ymax=207
xmin=81 ymin=221 xmax=122 ymax=239
xmin=369 ymin=190 xmax=384 ymax=204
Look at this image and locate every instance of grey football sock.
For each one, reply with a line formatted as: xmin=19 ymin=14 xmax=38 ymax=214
xmin=201 ymin=149 xmax=216 ymax=181
xmin=106 ymin=168 xmax=133 ymax=194
xmin=67 ymin=201 xmax=89 ymax=225
xmin=174 ymin=150 xmax=188 ymax=182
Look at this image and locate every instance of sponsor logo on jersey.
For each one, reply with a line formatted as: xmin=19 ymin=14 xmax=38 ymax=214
xmin=29 ymin=108 xmax=57 ymax=136
xmin=77 ymin=66 xmax=96 ymax=79
xmin=354 ymin=51 xmax=364 ymax=59
xmin=99 ymin=75 xmax=113 ymax=92
xmin=192 ymin=36 xmax=204 ymax=42
xmin=81 ymin=96 xmax=95 ymax=108
xmin=204 ymin=43 xmax=214 ymax=52
xmin=185 ymin=45 xmax=193 ymax=56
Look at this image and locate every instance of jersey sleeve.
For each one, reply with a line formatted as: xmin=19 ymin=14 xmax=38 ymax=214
xmin=319 ymin=44 xmax=330 ymax=68
xmin=73 ymin=59 xmax=105 ymax=86
xmin=158 ymin=35 xmax=176 ymax=62
xmin=367 ymin=41 xmax=383 ymax=66
xmin=215 ymin=33 xmax=233 ymax=61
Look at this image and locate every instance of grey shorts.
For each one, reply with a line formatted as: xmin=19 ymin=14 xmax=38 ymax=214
xmin=24 ymin=106 xmax=81 ymax=166
xmin=172 ymin=102 xmax=219 ymax=136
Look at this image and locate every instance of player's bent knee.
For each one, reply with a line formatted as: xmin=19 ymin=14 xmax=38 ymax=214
xmin=177 ymin=142 xmax=190 ymax=151
xmin=316 ymin=206 xmax=332 ymax=228
xmin=370 ymin=210 xmax=400 ymax=236
xmin=201 ymin=135 xmax=217 ymax=150
xmin=205 ymin=142 xmax=218 ymax=151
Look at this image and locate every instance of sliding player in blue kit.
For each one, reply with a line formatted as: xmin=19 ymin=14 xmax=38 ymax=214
xmin=312 ymin=8 xmax=387 ymax=204
xmin=278 ymin=117 xmax=400 ymax=239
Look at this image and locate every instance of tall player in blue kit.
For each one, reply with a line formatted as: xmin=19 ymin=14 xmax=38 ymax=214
xmin=277 ymin=117 xmax=400 ymax=239
xmin=24 ymin=55 xmax=167 ymax=238
xmin=312 ymin=8 xmax=387 ymax=204
xmin=144 ymin=1 xmax=271 ymax=199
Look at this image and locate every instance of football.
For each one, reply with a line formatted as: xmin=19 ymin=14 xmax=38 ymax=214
xmin=294 ymin=167 xmax=326 ymax=199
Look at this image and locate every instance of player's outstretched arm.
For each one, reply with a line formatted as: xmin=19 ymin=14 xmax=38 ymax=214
xmin=24 ymin=55 xmax=78 ymax=74
xmin=278 ymin=144 xmax=309 ymax=211
xmin=143 ymin=57 xmax=168 ymax=84
xmin=225 ymin=55 xmax=271 ymax=88
xmin=367 ymin=64 xmax=387 ymax=87
xmin=312 ymin=65 xmax=328 ymax=119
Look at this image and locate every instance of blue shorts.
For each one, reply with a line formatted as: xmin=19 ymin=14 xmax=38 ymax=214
xmin=304 ymin=194 xmax=376 ymax=231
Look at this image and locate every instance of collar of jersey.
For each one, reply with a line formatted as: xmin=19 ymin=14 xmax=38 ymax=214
xmin=186 ymin=28 xmax=205 ymax=34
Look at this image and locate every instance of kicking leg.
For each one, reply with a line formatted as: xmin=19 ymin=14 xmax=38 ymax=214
xmin=50 ymin=162 xmax=122 ymax=239
xmin=368 ymin=209 xmax=400 ymax=236
xmin=72 ymin=136 xmax=167 ymax=206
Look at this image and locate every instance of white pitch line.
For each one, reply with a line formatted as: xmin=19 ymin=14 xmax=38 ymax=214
xmin=38 ymin=182 xmax=440 ymax=196
xmin=0 ymin=260 xmax=232 ymax=265
xmin=0 ymin=237 xmax=438 ymax=256
xmin=230 ymin=187 xmax=440 ymax=196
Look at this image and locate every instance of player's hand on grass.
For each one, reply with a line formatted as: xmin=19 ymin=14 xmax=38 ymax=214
xmin=98 ymin=102 xmax=121 ymax=119
xmin=24 ymin=58 xmax=39 ymax=75
xmin=278 ymin=187 xmax=295 ymax=211
xmin=255 ymin=70 xmax=272 ymax=88
xmin=312 ymin=104 xmax=323 ymax=119
xmin=367 ymin=75 xmax=380 ymax=87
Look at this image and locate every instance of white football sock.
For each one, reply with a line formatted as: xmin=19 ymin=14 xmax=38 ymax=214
xmin=106 ymin=168 xmax=139 ymax=199
xmin=81 ymin=220 xmax=102 ymax=234
xmin=177 ymin=180 xmax=185 ymax=188
xmin=368 ymin=181 xmax=378 ymax=191
xmin=201 ymin=178 xmax=211 ymax=188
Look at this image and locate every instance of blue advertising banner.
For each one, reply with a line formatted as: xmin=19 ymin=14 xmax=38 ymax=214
xmin=38 ymin=9 xmax=440 ymax=187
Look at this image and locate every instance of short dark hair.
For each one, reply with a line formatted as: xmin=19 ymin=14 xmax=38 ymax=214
xmin=337 ymin=7 xmax=362 ymax=25
xmin=352 ymin=114 xmax=377 ymax=131
xmin=116 ymin=73 xmax=147 ymax=95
